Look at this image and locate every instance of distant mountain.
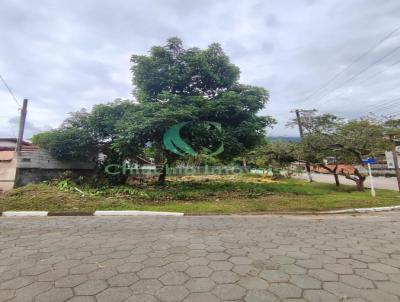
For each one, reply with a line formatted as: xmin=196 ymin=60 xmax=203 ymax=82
xmin=269 ymin=136 xmax=300 ymax=142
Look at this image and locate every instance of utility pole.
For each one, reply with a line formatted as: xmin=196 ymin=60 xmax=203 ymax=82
xmin=16 ymin=99 xmax=28 ymax=154
xmin=389 ymin=134 xmax=400 ymax=192
xmin=295 ymin=109 xmax=313 ymax=182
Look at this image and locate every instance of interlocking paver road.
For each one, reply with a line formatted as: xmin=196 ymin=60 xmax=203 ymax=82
xmin=1 ymin=212 xmax=400 ymax=301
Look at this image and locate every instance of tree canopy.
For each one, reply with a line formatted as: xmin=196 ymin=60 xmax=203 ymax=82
xmin=33 ymin=38 xmax=275 ymax=183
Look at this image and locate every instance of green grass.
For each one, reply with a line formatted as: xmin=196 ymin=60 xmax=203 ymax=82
xmin=1 ymin=175 xmax=399 ymax=214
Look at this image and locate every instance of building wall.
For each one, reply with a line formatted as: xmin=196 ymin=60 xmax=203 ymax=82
xmin=0 ymin=157 xmax=17 ymax=192
xmin=14 ymin=150 xmax=95 ymax=187
xmin=14 ymin=168 xmax=94 ymax=187
xmin=0 ymin=140 xmax=16 ymax=148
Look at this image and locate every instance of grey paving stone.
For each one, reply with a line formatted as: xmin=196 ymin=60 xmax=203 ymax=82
xmin=55 ymin=275 xmax=88 ymax=288
xmin=354 ymin=268 xmax=389 ymax=281
xmin=244 ymin=290 xmax=278 ymax=302
xmin=183 ymin=293 xmax=219 ymax=302
xmin=96 ymin=287 xmax=132 ymax=302
xmin=376 ymin=281 xmax=400 ymax=296
xmin=323 ymin=281 xmax=362 ymax=298
xmin=303 ymin=289 xmax=338 ymax=302
xmin=308 ymin=269 xmax=338 ymax=282
xmin=238 ymin=277 xmax=268 ymax=290
xmin=185 ymin=266 xmax=212 ymax=278
xmin=185 ymin=278 xmax=215 ymax=292
xmin=117 ymin=262 xmax=144 ymax=274
xmin=2 ymin=213 xmax=400 ymax=302
xmin=88 ymin=267 xmax=118 ymax=280
xmin=164 ymin=262 xmax=189 ymax=273
xmin=123 ymin=295 xmax=157 ymax=302
xmin=232 ymin=265 xmax=259 ymax=276
xmin=14 ymin=281 xmax=52 ymax=300
xmin=208 ymin=261 xmax=233 ymax=271
xmin=35 ymin=288 xmax=73 ymax=302
xmin=74 ymin=280 xmax=108 ymax=295
xmin=130 ymin=279 xmax=163 ymax=294
xmin=268 ymin=283 xmax=302 ymax=299
xmin=229 ymin=257 xmax=253 ymax=265
xmin=156 ymin=285 xmax=189 ymax=302
xmin=369 ymin=263 xmax=399 ymax=274
xmin=280 ymin=264 xmax=307 ymax=275
xmin=212 ymin=284 xmax=246 ymax=300
xmin=361 ymin=289 xmax=400 ymax=302
xmin=324 ymin=263 xmax=354 ymax=275
xmin=108 ymin=273 xmax=139 ymax=287
xmin=137 ymin=267 xmax=166 ymax=279
xmin=0 ymin=289 xmax=15 ymax=302
xmin=210 ymin=271 xmax=240 ymax=284
xmin=259 ymin=270 xmax=290 ymax=282
xmin=340 ymin=275 xmax=375 ymax=289
xmin=160 ymin=272 xmax=189 ymax=285
xmin=290 ymin=275 xmax=321 ymax=289
xmin=0 ymin=277 xmax=33 ymax=290
xmin=186 ymin=257 xmax=209 ymax=266
xmin=67 ymin=297 xmax=96 ymax=302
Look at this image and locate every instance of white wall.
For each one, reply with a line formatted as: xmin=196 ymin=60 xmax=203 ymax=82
xmin=0 ymin=156 xmax=16 ymax=191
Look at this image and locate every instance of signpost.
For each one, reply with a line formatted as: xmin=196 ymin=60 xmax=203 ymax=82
xmin=362 ymin=158 xmax=377 ymax=197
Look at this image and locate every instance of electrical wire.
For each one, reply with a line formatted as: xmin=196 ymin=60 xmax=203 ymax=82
xmin=313 ymin=45 xmax=400 ymax=106
xmin=0 ymin=73 xmax=21 ymax=108
xmin=300 ymin=24 xmax=400 ymax=105
xmin=366 ymin=97 xmax=400 ymax=112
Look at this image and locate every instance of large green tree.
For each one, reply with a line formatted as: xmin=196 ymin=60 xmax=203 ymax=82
xmin=33 ymin=38 xmax=274 ymax=184
xmin=117 ymin=37 xmax=275 ymax=181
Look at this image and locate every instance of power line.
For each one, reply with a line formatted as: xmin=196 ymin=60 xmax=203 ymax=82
xmin=303 ymin=55 xmax=400 ymax=108
xmin=0 ymin=73 xmax=21 ymax=108
xmin=314 ymin=45 xmax=400 ymax=104
xmin=353 ymin=56 xmax=400 ymax=86
xmin=301 ymin=24 xmax=400 ymax=105
xmin=364 ymin=96 xmax=400 ymax=111
xmin=360 ymin=96 xmax=400 ymax=115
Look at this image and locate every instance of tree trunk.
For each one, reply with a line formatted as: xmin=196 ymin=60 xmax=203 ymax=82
xmin=319 ymin=164 xmax=340 ymax=187
xmin=355 ymin=178 xmax=365 ymax=191
xmin=341 ymin=167 xmax=366 ymax=191
xmin=334 ymin=173 xmax=340 ymax=186
xmin=305 ymin=162 xmax=313 ymax=182
xmin=354 ymin=168 xmax=366 ymax=192
xmin=333 ymin=165 xmax=340 ymax=187
xmin=158 ymin=162 xmax=167 ymax=184
xmin=242 ymin=158 xmax=248 ymax=173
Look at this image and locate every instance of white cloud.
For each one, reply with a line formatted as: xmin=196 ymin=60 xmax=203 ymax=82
xmin=1 ymin=0 xmax=400 ymax=138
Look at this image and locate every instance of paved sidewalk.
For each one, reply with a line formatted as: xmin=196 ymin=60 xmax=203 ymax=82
xmin=1 ymin=213 xmax=400 ymax=301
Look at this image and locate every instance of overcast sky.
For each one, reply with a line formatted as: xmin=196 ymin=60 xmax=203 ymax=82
xmin=1 ymin=0 xmax=400 ymax=139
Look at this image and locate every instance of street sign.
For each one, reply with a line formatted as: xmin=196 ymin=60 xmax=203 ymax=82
xmin=362 ymin=158 xmax=377 ymax=164
xmin=385 ymin=151 xmax=400 ymax=169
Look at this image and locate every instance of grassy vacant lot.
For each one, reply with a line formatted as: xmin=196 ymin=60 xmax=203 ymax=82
xmin=1 ymin=174 xmax=399 ymax=214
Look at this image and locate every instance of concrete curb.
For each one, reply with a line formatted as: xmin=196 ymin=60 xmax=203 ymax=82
xmin=2 ymin=211 xmax=49 ymax=217
xmin=1 ymin=205 xmax=400 ymax=217
xmin=0 ymin=210 xmax=184 ymax=217
xmin=94 ymin=210 xmax=184 ymax=216
xmin=325 ymin=205 xmax=400 ymax=214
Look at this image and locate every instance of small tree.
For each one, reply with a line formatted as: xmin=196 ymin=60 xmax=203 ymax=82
xmin=247 ymin=140 xmax=297 ymax=177
xmin=288 ymin=112 xmax=343 ymax=185
xmin=330 ymin=120 xmax=389 ymax=191
xmin=297 ymin=134 xmax=343 ymax=186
